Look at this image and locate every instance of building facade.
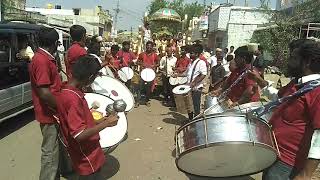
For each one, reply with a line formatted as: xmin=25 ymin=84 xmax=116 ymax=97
xmin=26 ymin=6 xmax=113 ymax=36
xmin=207 ymin=5 xmax=270 ymax=50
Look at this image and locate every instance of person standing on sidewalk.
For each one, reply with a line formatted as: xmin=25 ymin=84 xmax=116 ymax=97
xmin=29 ymin=27 xmax=61 ymax=180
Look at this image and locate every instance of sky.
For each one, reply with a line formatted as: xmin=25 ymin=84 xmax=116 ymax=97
xmin=26 ymin=0 xmax=277 ymax=30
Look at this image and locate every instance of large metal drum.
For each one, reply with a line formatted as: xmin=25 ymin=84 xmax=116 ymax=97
xmin=229 ymin=102 xmax=272 ymax=122
xmin=204 ymin=95 xmax=227 ymax=114
xmin=175 ymin=112 xmax=278 ymax=177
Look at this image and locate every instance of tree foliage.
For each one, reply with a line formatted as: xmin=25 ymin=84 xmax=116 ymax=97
xmin=147 ymin=0 xmax=204 ymax=36
xmin=251 ymin=0 xmax=320 ymax=71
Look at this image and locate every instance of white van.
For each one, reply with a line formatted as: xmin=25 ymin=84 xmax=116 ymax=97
xmin=0 ymin=22 xmax=42 ymax=123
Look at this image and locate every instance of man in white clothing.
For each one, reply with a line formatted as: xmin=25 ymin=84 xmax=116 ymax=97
xmin=159 ymin=46 xmax=177 ymax=105
xmin=187 ymin=44 xmax=207 ymax=119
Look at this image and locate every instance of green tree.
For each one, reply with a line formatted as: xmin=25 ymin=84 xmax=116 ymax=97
xmin=148 ymin=0 xmax=168 ymax=16
xmin=251 ymin=0 xmax=320 ymax=72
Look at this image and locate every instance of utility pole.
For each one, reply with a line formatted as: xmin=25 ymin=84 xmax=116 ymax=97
xmin=130 ymin=26 xmax=133 ymax=41
xmin=203 ymin=0 xmax=206 ymax=7
xmin=113 ymin=0 xmax=120 ymax=31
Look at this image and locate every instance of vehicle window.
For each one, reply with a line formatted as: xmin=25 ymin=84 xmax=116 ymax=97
xmin=0 ymin=32 xmax=31 ymax=90
xmin=0 ymin=33 xmax=12 ymax=63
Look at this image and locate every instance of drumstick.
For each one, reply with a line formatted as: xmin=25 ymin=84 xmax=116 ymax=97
xmin=91 ymin=101 xmax=101 ymax=110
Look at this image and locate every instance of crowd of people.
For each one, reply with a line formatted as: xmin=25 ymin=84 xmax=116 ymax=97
xmin=28 ymin=23 xmax=320 ymax=180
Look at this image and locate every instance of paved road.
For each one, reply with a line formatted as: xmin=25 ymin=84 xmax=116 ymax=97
xmin=0 ymin=100 xmax=263 ymax=180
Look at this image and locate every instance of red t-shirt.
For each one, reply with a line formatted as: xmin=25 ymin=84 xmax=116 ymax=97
xmin=112 ymin=55 xmax=121 ymax=70
xmin=225 ymin=65 xmax=260 ymax=102
xmin=116 ymin=50 xmax=136 ymax=67
xmin=199 ymin=54 xmax=209 ymax=67
xmin=55 ymin=84 xmax=105 ymax=175
xmin=269 ymin=80 xmax=320 ymax=170
xmin=29 ymin=48 xmax=62 ymax=124
xmin=66 ymin=42 xmax=87 ymax=80
xmin=138 ymin=52 xmax=158 ymax=68
xmin=175 ymin=56 xmax=191 ymax=73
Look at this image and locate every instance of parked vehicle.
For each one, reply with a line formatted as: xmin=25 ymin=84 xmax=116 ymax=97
xmin=0 ymin=22 xmax=42 ymax=123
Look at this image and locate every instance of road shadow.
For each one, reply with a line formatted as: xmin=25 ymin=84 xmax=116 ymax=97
xmin=162 ymin=111 xmax=189 ymax=126
xmin=0 ymin=109 xmax=34 ymax=140
xmin=186 ymin=173 xmax=255 ymax=180
xmin=100 ymin=155 xmax=120 ymax=179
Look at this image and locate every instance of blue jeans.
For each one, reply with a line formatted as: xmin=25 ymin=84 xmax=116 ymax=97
xmin=262 ymin=160 xmax=297 ymax=180
xmin=192 ymin=89 xmax=202 ymax=116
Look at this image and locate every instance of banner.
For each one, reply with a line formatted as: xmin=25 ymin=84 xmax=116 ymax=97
xmin=199 ymin=15 xmax=208 ymax=31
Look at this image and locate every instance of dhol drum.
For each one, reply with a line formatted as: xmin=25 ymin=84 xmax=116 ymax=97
xmin=141 ymin=68 xmax=156 ymax=82
xmin=84 ymin=93 xmax=127 ymax=153
xmin=169 ymin=77 xmax=188 ymax=86
xmin=91 ymin=54 xmax=115 ymax=78
xmin=91 ymin=76 xmax=135 ymax=111
xmin=175 ymin=112 xmax=279 ymax=177
xmin=118 ymin=67 xmax=134 ymax=83
xmin=172 ymin=85 xmax=194 ymax=114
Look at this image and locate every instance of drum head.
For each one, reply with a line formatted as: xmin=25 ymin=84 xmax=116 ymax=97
xmin=141 ymin=68 xmax=155 ymax=82
xmin=176 ymin=143 xmax=277 ymax=177
xmin=169 ymin=77 xmax=179 ymax=86
xmin=173 ymin=85 xmax=191 ymax=95
xmin=118 ymin=70 xmax=128 ymax=82
xmin=84 ymin=93 xmax=128 ymax=148
xmin=120 ymin=67 xmax=134 ymax=80
xmin=91 ymin=76 xmax=135 ymax=111
xmin=178 ymin=77 xmax=188 ymax=85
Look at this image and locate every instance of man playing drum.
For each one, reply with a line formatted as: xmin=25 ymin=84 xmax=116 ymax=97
xmin=261 ymin=39 xmax=320 ymax=180
xmin=55 ymin=55 xmax=119 ymax=179
xmin=136 ymin=41 xmax=159 ymax=107
xmin=212 ymin=46 xmax=260 ymax=107
xmin=187 ymin=44 xmax=208 ymax=119
xmin=116 ymin=41 xmax=136 ymax=88
xmin=174 ymin=46 xmax=191 ymax=74
xmin=159 ymin=46 xmax=177 ymax=106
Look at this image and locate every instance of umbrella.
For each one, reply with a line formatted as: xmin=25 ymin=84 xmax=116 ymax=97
xmin=149 ymin=8 xmax=181 ymax=22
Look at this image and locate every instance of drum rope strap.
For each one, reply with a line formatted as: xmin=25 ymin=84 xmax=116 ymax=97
xmin=218 ymin=68 xmax=249 ymax=101
xmin=250 ymin=78 xmax=320 ymax=122
xmin=202 ymin=68 xmax=249 ymax=116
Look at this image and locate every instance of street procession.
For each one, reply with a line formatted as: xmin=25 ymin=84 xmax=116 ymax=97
xmin=1 ymin=0 xmax=320 ymax=179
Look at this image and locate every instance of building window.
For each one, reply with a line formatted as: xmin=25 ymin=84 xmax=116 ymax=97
xmin=73 ymin=9 xmax=80 ymax=15
xmin=216 ymin=37 xmax=223 ymax=49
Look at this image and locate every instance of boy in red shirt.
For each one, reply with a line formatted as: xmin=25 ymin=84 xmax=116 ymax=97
xmin=136 ymin=41 xmax=159 ymax=107
xmin=29 ymin=27 xmax=61 ymax=180
xmin=55 ymin=55 xmax=119 ymax=179
xmin=66 ymin=25 xmax=87 ymax=80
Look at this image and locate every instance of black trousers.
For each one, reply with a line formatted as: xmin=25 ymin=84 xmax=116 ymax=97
xmin=137 ymin=79 xmax=153 ymax=102
xmin=161 ymin=75 xmax=174 ymax=101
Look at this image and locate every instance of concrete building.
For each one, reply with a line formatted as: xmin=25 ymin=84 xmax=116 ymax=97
xmin=26 ymin=6 xmax=113 ymax=36
xmin=1 ymin=0 xmax=46 ymax=23
xmin=207 ymin=5 xmax=270 ymax=50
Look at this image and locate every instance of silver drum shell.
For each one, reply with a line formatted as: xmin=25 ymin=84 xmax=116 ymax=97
xmin=175 ymin=112 xmax=278 ymax=177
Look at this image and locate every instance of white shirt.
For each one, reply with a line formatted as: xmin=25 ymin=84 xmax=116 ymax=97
xmin=187 ymin=59 xmax=207 ymax=90
xmin=208 ymin=55 xmax=217 ymax=68
xmin=159 ymin=55 xmax=177 ymax=77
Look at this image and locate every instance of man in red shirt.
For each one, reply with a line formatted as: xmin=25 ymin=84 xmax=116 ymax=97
xmin=174 ymin=46 xmax=191 ymax=74
xmin=136 ymin=41 xmax=159 ymax=107
xmin=66 ymin=25 xmax=87 ymax=80
xmin=29 ymin=27 xmax=61 ymax=180
xmin=55 ymin=55 xmax=119 ymax=178
xmin=262 ymin=39 xmax=320 ymax=180
xmin=117 ymin=41 xmax=136 ymax=88
xmin=212 ymin=46 xmax=260 ymax=107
